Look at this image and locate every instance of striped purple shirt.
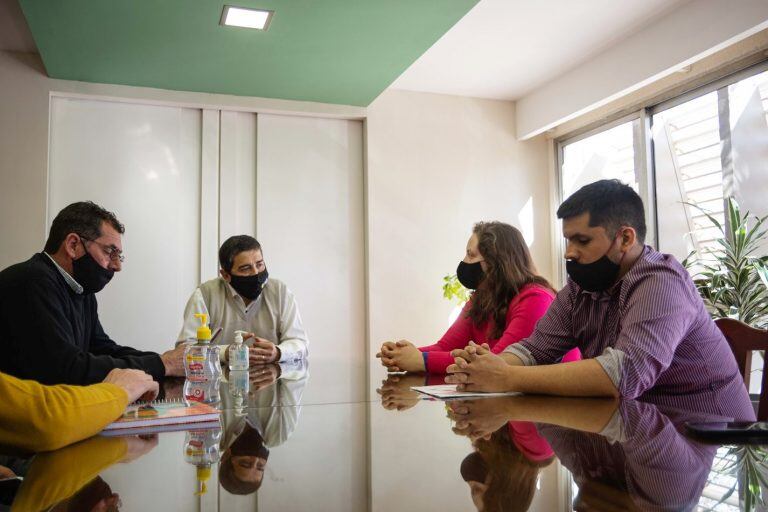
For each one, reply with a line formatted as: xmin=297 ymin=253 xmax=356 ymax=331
xmin=505 ymin=246 xmax=754 ymax=420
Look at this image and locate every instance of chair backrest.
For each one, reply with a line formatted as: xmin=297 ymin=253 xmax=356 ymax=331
xmin=715 ymin=318 xmax=768 ymax=420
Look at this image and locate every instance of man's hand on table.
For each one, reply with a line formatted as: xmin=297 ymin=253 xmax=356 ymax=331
xmin=103 ymin=368 xmax=159 ymax=403
xmin=446 ymin=342 xmax=515 ymax=393
xmin=242 ymin=333 xmax=281 ymax=364
xmin=161 ymin=345 xmax=187 ymax=377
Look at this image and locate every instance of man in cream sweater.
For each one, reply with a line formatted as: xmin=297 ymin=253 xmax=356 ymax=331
xmin=177 ymin=235 xmax=308 ymax=364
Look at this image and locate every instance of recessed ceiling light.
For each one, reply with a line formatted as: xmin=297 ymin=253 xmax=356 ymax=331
xmin=220 ymin=6 xmax=273 ymax=30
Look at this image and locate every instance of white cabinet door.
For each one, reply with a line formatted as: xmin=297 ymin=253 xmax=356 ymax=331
xmin=255 ymin=114 xmax=366 ymax=404
xmin=49 ymin=97 xmax=203 ymax=353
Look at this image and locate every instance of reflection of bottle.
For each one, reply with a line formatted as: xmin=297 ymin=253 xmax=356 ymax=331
xmin=229 ymin=331 xmax=249 ymax=371
xmin=229 ymin=369 xmax=250 ymax=411
xmin=184 ymin=377 xmax=221 ymax=404
xmin=184 ymin=427 xmax=222 ymax=496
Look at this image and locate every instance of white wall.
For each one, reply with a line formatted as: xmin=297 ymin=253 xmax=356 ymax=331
xmin=0 ymin=50 xmax=364 ymax=271
xmin=516 ymin=0 xmax=768 ymax=139
xmin=365 ymin=89 xmax=552 ymax=394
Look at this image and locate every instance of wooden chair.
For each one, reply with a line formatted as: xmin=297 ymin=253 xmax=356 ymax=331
xmin=715 ymin=318 xmax=768 ymax=420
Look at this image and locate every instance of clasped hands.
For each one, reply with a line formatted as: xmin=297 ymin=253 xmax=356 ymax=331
xmin=446 ymin=342 xmax=515 ymax=393
xmin=376 ymin=339 xmax=515 ymax=394
xmin=375 ymin=340 xmax=424 ymax=372
xmin=227 ymin=333 xmax=281 ymax=364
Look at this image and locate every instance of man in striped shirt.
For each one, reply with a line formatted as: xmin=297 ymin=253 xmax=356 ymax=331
xmin=446 ymin=180 xmax=753 ymax=420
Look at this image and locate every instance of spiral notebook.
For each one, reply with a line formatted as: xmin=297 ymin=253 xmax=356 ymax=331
xmin=102 ymin=399 xmax=220 ymax=432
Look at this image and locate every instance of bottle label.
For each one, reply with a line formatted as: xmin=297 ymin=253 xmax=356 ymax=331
xmin=185 ymin=386 xmax=206 ymax=402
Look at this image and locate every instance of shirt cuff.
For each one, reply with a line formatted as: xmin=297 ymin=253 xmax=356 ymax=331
xmin=597 ymin=408 xmax=627 ymax=444
xmin=277 ymin=340 xmax=307 ymax=362
xmin=594 ymin=347 xmax=625 ymax=390
xmin=503 ymin=344 xmax=537 ymax=366
xmin=279 ymin=359 xmax=308 ymax=380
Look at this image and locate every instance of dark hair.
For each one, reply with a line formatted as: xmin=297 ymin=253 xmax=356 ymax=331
xmin=468 ymin=222 xmax=554 ymax=340
xmin=556 ymin=179 xmax=646 ymax=242
xmin=218 ymin=235 xmax=262 ymax=272
xmin=473 ymin=425 xmax=555 ymax=512
xmin=43 ymin=201 xmax=125 ymax=253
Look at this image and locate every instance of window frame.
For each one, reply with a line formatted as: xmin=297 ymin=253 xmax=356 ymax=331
xmin=552 ymin=59 xmax=768 ymax=287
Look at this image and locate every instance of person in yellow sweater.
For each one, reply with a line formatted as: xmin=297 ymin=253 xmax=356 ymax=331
xmin=0 ymin=368 xmax=158 ymax=452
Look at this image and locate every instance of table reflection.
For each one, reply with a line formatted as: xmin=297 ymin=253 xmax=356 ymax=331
xmin=378 ymin=371 xmax=768 ymax=511
xmin=0 ymin=361 xmax=309 ymax=511
xmin=4 ymin=434 xmax=157 ymax=512
xmin=459 ymin=421 xmax=555 ymax=512
xmin=5 ymin=365 xmax=768 ymax=511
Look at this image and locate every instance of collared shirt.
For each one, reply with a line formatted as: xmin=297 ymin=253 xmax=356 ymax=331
xmin=504 ymin=246 xmax=752 ymax=417
xmin=177 ymin=276 xmax=309 ymax=363
xmin=43 ymin=252 xmax=83 ymax=294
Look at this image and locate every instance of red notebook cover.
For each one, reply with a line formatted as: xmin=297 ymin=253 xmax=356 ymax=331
xmin=103 ymin=400 xmax=220 ymax=432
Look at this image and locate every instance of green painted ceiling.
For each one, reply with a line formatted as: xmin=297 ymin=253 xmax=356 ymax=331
xmin=19 ymin=0 xmax=478 ymax=106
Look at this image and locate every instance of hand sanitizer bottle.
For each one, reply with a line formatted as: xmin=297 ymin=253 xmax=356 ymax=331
xmin=184 ymin=313 xmax=211 ymax=382
xmin=184 ymin=313 xmax=221 ymax=404
xmin=229 ymin=330 xmax=249 ymax=371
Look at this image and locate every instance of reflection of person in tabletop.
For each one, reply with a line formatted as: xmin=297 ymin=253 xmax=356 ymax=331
xmin=218 ymin=359 xmax=308 ymax=496
xmin=458 ymin=421 xmax=554 ymax=512
xmin=376 ymin=373 xmax=441 ymax=412
xmin=539 ymin=400 xmax=719 ymax=512
xmin=8 ymin=434 xmax=156 ymax=512
xmin=219 ymin=422 xmax=270 ymax=495
xmin=449 ymin=395 xmax=721 ymax=512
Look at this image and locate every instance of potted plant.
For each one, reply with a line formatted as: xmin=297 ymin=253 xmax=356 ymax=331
xmin=442 ymin=274 xmax=471 ymax=306
xmin=683 ymin=197 xmax=768 ymax=329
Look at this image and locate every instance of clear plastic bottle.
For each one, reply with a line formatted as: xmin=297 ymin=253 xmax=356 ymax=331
xmin=184 ymin=313 xmax=220 ymax=404
xmin=229 ymin=330 xmax=249 ymax=371
xmin=184 ymin=313 xmax=212 ymax=383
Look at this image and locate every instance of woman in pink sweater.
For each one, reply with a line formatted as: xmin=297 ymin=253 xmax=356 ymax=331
xmin=377 ymin=222 xmax=579 ymax=373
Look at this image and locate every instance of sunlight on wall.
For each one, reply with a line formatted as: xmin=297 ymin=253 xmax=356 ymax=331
xmin=518 ymin=196 xmax=535 ymax=247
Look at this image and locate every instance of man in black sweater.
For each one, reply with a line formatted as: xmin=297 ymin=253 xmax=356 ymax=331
xmin=0 ymin=201 xmax=185 ymax=385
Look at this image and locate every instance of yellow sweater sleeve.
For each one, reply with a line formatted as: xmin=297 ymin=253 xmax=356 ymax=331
xmin=0 ymin=372 xmax=129 ymax=452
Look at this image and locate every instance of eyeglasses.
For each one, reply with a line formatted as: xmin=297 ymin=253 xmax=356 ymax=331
xmin=80 ymin=235 xmax=125 ymax=263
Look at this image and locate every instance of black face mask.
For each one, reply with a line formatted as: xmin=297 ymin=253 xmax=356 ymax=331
xmin=230 ymin=423 xmax=270 ymax=460
xmin=73 ymin=242 xmax=114 ymax=294
xmin=457 ymin=261 xmax=484 ymax=290
xmin=565 ymin=236 xmax=622 ymax=293
xmin=229 ymin=270 xmax=269 ymax=301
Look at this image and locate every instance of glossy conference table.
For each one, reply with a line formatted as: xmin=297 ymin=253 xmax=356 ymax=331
xmin=1 ymin=357 xmax=766 ymax=512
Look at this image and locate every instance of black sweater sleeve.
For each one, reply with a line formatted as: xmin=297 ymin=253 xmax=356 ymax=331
xmin=4 ymin=275 xmax=164 ymax=385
